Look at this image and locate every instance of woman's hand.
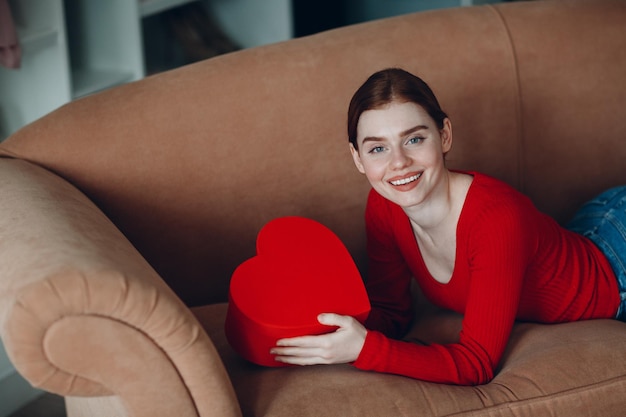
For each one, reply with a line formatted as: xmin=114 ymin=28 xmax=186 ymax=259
xmin=270 ymin=313 xmax=367 ymax=365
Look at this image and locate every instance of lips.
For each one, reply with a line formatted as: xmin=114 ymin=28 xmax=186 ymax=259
xmin=389 ymin=172 xmax=422 ymax=186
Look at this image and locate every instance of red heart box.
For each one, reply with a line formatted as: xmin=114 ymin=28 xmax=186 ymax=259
xmin=225 ymin=216 xmax=370 ymax=367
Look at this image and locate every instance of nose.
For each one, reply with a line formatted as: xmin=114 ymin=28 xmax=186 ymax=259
xmin=390 ymin=146 xmax=411 ymax=170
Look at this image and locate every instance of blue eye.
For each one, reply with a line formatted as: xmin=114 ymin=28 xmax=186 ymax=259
xmin=407 ymin=136 xmax=424 ymax=145
xmin=368 ymin=146 xmax=385 ymax=154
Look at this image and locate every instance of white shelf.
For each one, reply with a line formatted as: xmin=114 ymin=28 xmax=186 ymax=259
xmin=0 ymin=0 xmax=294 ymax=141
xmin=0 ymin=0 xmax=70 ymax=141
xmin=140 ymin=0 xmax=197 ymax=17
xmin=64 ymin=0 xmax=144 ymax=100
xmin=0 ymin=0 xmax=144 ymax=141
xmin=16 ymin=27 xmax=58 ymax=53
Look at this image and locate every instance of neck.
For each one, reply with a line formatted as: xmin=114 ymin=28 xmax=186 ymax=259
xmin=404 ymin=169 xmax=454 ymax=232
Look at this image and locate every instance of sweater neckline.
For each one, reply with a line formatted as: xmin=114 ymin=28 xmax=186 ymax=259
xmin=405 ymin=170 xmax=478 ymax=286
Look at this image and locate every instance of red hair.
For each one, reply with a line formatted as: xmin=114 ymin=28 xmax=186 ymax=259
xmin=347 ymin=68 xmax=448 ymax=149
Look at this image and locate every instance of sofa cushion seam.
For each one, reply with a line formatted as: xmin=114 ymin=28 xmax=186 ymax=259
xmin=487 ymin=4 xmax=525 ymax=194
xmin=445 ymin=374 xmax=626 ymax=416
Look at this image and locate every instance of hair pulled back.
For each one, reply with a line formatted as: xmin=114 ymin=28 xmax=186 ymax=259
xmin=347 ymin=68 xmax=448 ymax=149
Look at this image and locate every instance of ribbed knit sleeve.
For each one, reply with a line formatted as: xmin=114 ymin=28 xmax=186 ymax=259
xmin=362 ymin=189 xmax=414 ymax=339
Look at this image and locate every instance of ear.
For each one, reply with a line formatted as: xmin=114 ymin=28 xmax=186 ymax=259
xmin=441 ymin=118 xmax=453 ymax=154
xmin=349 ymin=143 xmax=366 ymax=174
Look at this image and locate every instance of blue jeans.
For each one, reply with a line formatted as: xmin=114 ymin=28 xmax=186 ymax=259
xmin=567 ymin=186 xmax=626 ymax=322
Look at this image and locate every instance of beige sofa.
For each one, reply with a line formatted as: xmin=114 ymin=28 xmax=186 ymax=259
xmin=1 ymin=0 xmax=626 ymax=415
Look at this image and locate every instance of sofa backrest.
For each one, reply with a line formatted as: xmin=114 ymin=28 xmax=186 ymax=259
xmin=1 ymin=0 xmax=625 ymax=306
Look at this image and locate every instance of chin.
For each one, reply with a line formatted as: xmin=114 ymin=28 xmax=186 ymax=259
xmin=380 ymin=190 xmax=424 ymax=209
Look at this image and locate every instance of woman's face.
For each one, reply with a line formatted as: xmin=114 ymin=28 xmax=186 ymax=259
xmin=350 ymin=101 xmax=452 ymax=209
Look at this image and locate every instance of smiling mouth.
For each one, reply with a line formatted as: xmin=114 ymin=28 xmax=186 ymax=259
xmin=389 ymin=173 xmax=422 ymax=186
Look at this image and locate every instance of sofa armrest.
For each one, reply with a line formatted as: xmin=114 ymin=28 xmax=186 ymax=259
xmin=0 ymin=158 xmax=241 ymax=417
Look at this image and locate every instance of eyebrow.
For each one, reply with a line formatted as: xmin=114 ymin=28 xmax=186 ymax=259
xmin=361 ymin=124 xmax=429 ymax=144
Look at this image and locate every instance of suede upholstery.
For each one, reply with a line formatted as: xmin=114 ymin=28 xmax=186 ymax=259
xmin=0 ymin=0 xmax=625 ymax=416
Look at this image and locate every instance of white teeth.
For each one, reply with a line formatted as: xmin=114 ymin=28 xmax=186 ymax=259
xmin=390 ymin=173 xmax=421 ymax=186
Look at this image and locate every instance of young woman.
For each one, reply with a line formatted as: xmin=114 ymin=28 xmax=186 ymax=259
xmin=270 ymin=68 xmax=626 ymax=385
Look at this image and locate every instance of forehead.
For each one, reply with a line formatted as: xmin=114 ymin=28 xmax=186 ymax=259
xmin=356 ymin=101 xmax=433 ymax=139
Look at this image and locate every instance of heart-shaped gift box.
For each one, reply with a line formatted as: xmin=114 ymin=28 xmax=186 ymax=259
xmin=225 ymin=216 xmax=371 ymax=367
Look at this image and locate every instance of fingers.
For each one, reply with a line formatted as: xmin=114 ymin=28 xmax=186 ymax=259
xmin=271 ymin=337 xmax=334 ymax=365
xmin=272 ymin=334 xmax=333 ymax=357
xmin=275 ymin=334 xmax=328 ymax=348
xmin=317 ymin=313 xmax=352 ymax=327
xmin=271 ymin=320 xmax=343 ymax=365
xmin=275 ymin=354 xmax=327 ymax=366
xmin=273 ymin=313 xmax=350 ymax=348
xmin=270 ymin=314 xmax=367 ymax=366
xmin=271 ymin=346 xmax=332 ymax=365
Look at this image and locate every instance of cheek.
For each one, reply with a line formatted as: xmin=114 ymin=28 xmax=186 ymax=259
xmin=360 ymin=159 xmax=386 ymax=180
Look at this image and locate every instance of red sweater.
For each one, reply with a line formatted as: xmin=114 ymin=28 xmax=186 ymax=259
xmin=353 ymin=172 xmax=620 ymax=385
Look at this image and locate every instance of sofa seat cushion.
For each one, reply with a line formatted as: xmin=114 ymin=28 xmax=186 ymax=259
xmin=193 ymin=303 xmax=626 ymax=416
